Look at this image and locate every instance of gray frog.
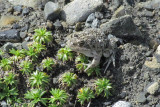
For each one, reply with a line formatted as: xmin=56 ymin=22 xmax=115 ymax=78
xmin=66 ymin=28 xmax=119 ymax=72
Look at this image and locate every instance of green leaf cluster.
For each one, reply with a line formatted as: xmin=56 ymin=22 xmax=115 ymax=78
xmin=24 ymin=89 xmax=47 ymax=106
xmin=33 ymin=28 xmax=52 ymax=44
xmin=95 ymin=78 xmax=112 ymax=98
xmin=29 ymin=70 xmax=49 ymax=88
xmin=57 ymin=47 xmax=74 ymax=62
xmin=49 ymin=88 xmax=68 ymax=106
xmin=0 ymin=58 xmax=12 ymax=71
xmin=60 ymin=72 xmax=77 ymax=87
xmin=42 ymin=57 xmax=55 ymax=71
xmin=77 ymin=87 xmax=95 ymax=105
xmin=0 ymin=73 xmax=19 ymax=104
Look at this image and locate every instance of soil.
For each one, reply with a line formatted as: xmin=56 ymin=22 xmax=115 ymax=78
xmin=0 ymin=0 xmax=160 ymax=107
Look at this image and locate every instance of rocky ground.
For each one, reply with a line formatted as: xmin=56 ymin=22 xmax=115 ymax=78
xmin=0 ymin=0 xmax=160 ymax=107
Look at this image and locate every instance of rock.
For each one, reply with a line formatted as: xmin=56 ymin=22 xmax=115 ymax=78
xmin=139 ymin=0 xmax=160 ymax=9
xmin=22 ymin=41 xmax=30 ymax=50
xmin=156 ymin=45 xmax=160 ymax=55
xmin=12 ymin=24 xmax=21 ymax=29
xmin=54 ymin=20 xmax=62 ymax=30
xmin=46 ymin=21 xmax=54 ymax=30
xmin=109 ymin=0 xmax=122 ymax=11
xmin=22 ymin=7 xmax=30 ymax=15
xmin=61 ymin=0 xmax=103 ymax=25
xmin=13 ymin=5 xmax=22 ymax=13
xmin=1 ymin=101 xmax=7 ymax=107
xmin=86 ymin=13 xmax=96 ymax=23
xmin=91 ymin=19 xmax=100 ymax=28
xmin=144 ymin=56 xmax=160 ymax=69
xmin=112 ymin=6 xmax=132 ymax=18
xmin=123 ymin=0 xmax=135 ymax=6
xmin=0 ymin=29 xmax=21 ymax=42
xmin=20 ymin=32 xmax=27 ymax=39
xmin=100 ymin=15 xmax=143 ymax=39
xmin=112 ymin=101 xmax=132 ymax=107
xmin=8 ymin=0 xmax=49 ymax=8
xmin=75 ymin=22 xmax=82 ymax=31
xmin=95 ymin=12 xmax=103 ymax=19
xmin=112 ymin=6 xmax=126 ymax=18
xmin=136 ymin=92 xmax=146 ymax=103
xmin=156 ymin=104 xmax=160 ymax=107
xmin=119 ymin=92 xmax=126 ymax=99
xmin=1 ymin=42 xmax=22 ymax=53
xmin=147 ymin=82 xmax=159 ymax=95
xmin=140 ymin=10 xmax=154 ymax=17
xmin=44 ymin=2 xmax=61 ymax=21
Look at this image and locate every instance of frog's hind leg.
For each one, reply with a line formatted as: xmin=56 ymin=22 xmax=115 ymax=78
xmin=103 ymin=52 xmax=116 ymax=73
xmin=84 ymin=55 xmax=101 ymax=72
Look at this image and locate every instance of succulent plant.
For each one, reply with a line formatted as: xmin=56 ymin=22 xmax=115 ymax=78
xmin=24 ymin=89 xmax=47 ymax=106
xmin=49 ymin=88 xmax=68 ymax=106
xmin=33 ymin=28 xmax=52 ymax=44
xmin=57 ymin=47 xmax=74 ymax=62
xmin=77 ymin=87 xmax=95 ymax=105
xmin=42 ymin=57 xmax=55 ymax=71
xmin=29 ymin=70 xmax=49 ymax=88
xmin=0 ymin=58 xmax=13 ymax=71
xmin=60 ymin=72 xmax=77 ymax=87
xmin=95 ymin=78 xmax=112 ymax=98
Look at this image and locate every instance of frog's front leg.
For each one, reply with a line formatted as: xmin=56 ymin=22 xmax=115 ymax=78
xmin=84 ymin=55 xmax=101 ymax=72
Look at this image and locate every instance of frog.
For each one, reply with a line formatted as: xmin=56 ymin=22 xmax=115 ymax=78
xmin=66 ymin=28 xmax=119 ymax=72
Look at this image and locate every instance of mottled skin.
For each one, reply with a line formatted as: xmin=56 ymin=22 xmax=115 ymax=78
xmin=66 ymin=28 xmax=118 ymax=72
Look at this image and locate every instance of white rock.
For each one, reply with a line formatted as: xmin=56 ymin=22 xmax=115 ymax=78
xmin=61 ymin=0 xmax=103 ymax=25
xmin=112 ymin=101 xmax=132 ymax=107
xmin=147 ymin=82 xmax=159 ymax=95
xmin=156 ymin=45 xmax=160 ymax=55
xmin=8 ymin=0 xmax=49 ymax=8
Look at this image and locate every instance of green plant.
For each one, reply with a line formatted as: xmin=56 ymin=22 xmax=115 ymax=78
xmin=29 ymin=70 xmax=49 ymax=88
xmin=9 ymin=49 xmax=25 ymax=62
xmin=42 ymin=57 xmax=55 ymax=71
xmin=26 ymin=46 xmax=39 ymax=61
xmin=4 ymin=73 xmax=18 ymax=86
xmin=0 ymin=86 xmax=19 ymax=104
xmin=95 ymin=78 xmax=112 ymax=98
xmin=49 ymin=88 xmax=68 ymax=106
xmin=0 ymin=58 xmax=12 ymax=71
xmin=31 ymin=42 xmax=46 ymax=53
xmin=33 ymin=28 xmax=52 ymax=44
xmin=19 ymin=60 xmax=34 ymax=74
xmin=57 ymin=47 xmax=74 ymax=62
xmin=86 ymin=66 xmax=101 ymax=76
xmin=77 ymin=87 xmax=95 ymax=105
xmin=0 ymin=78 xmax=19 ymax=104
xmin=24 ymin=89 xmax=47 ymax=106
xmin=0 ymin=49 xmax=4 ymax=56
xmin=75 ymin=54 xmax=88 ymax=71
xmin=60 ymin=72 xmax=77 ymax=87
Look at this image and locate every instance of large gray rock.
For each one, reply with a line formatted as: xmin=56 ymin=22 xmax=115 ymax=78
xmin=112 ymin=101 xmax=132 ymax=107
xmin=8 ymin=0 xmax=49 ymax=8
xmin=44 ymin=2 xmax=61 ymax=21
xmin=100 ymin=15 xmax=142 ymax=39
xmin=0 ymin=29 xmax=21 ymax=42
xmin=61 ymin=0 xmax=103 ymax=25
xmin=138 ymin=0 xmax=160 ymax=9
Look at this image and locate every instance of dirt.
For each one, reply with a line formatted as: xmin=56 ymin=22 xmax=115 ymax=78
xmin=0 ymin=0 xmax=160 ymax=107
